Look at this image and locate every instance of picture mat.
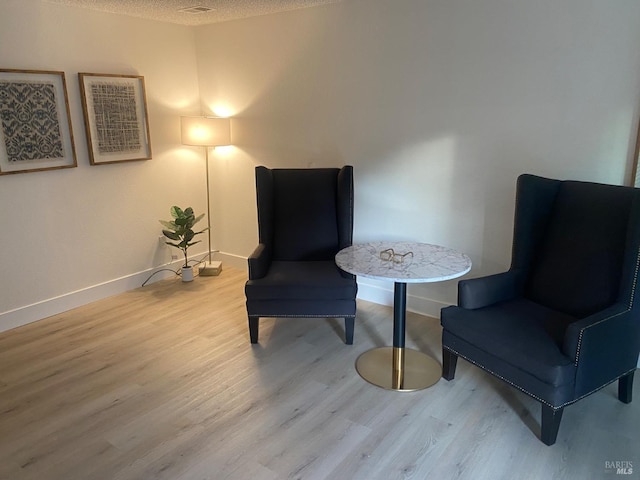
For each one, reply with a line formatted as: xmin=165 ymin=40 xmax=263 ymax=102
xmin=80 ymin=74 xmax=151 ymax=164
xmin=0 ymin=70 xmax=76 ymax=174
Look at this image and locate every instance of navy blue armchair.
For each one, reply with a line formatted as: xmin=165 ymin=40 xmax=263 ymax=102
xmin=441 ymin=174 xmax=640 ymax=445
xmin=245 ymin=166 xmax=357 ymax=345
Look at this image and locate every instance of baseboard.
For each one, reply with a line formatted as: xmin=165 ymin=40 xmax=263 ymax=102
xmin=216 ymin=251 xmax=248 ymax=271
xmin=355 ymin=277 xmax=449 ymax=319
xmin=0 ymin=261 xmax=185 ymax=334
xmin=212 ymin=256 xmax=449 ymax=319
xmin=0 ymin=251 xmax=250 ymax=334
xmin=13 ymin=257 xmax=634 ymax=377
xmin=212 ymin=256 xmax=448 ymax=318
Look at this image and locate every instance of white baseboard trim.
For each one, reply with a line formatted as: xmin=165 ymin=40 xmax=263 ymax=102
xmin=216 ymin=252 xmax=447 ymax=319
xmin=0 ymin=252 xmax=248 ymax=334
xmin=212 ymin=255 xmax=449 ymax=319
xmin=195 ymin=253 xmax=450 ymax=319
xmin=355 ymin=278 xmax=449 ymax=319
xmin=0 ymin=261 xmax=185 ymax=334
xmin=11 ymin=254 xmax=634 ymax=372
xmin=217 ymin=251 xmax=249 ymax=271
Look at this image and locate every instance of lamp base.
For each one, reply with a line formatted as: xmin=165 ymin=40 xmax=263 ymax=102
xmin=199 ymin=260 xmax=222 ymax=276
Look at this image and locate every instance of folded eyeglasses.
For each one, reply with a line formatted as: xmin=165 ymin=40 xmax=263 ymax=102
xmin=379 ymin=248 xmax=414 ymax=264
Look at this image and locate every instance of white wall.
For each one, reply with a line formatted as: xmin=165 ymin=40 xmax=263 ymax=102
xmin=0 ymin=0 xmax=208 ymax=330
xmin=195 ymin=0 xmax=640 ymax=315
xmin=1 ymin=0 xmax=640 ymax=332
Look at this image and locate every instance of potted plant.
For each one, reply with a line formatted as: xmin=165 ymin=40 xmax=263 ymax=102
xmin=160 ymin=206 xmax=208 ymax=282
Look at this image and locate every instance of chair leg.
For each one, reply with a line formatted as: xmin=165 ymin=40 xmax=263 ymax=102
xmin=540 ymin=404 xmax=563 ymax=446
xmin=249 ymin=316 xmax=259 ymax=344
xmin=442 ymin=348 xmax=458 ymax=381
xmin=618 ymin=371 xmax=634 ymax=404
xmin=344 ymin=317 xmax=354 ymax=345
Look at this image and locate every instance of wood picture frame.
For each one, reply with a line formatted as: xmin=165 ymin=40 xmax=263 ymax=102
xmin=0 ymin=69 xmax=77 ymax=175
xmin=78 ymin=73 xmax=152 ymax=165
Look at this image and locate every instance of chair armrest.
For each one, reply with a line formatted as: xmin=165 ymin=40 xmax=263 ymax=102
xmin=458 ymin=269 xmax=524 ymax=309
xmin=563 ymin=303 xmax=640 ymax=396
xmin=247 ymin=243 xmax=271 ymax=280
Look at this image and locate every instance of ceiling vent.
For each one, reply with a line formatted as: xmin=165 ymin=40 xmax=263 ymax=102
xmin=178 ymin=6 xmax=215 ymax=14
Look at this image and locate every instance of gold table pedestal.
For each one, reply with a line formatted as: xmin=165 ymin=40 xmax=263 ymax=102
xmin=335 ymin=243 xmax=472 ymax=393
xmin=355 ymin=346 xmax=442 ymax=392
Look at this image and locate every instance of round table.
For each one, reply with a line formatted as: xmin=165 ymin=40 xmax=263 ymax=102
xmin=335 ymin=241 xmax=472 ymax=391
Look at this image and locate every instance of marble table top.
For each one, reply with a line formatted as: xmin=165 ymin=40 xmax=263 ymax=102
xmin=335 ymin=241 xmax=472 ymax=283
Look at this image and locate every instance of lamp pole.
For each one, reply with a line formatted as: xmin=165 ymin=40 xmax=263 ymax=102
xmin=205 ymin=145 xmax=212 ymax=264
xmin=180 ymin=115 xmax=230 ymax=276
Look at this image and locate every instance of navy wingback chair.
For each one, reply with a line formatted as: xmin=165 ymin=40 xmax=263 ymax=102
xmin=441 ymin=174 xmax=640 ymax=445
xmin=244 ymin=166 xmax=357 ymax=345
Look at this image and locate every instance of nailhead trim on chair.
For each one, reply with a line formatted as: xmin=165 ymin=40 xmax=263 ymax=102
xmin=574 ymin=246 xmax=640 ymax=367
xmin=443 ymin=346 xmax=636 ymax=411
xmin=573 ymin=310 xmax=627 ymax=367
xmin=629 ymin=246 xmax=640 ymax=310
xmin=444 ymin=346 xmax=556 ymax=408
xmin=461 ymin=181 xmax=640 ymax=412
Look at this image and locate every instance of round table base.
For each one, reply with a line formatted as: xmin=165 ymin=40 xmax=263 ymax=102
xmin=356 ymin=347 xmax=442 ymax=391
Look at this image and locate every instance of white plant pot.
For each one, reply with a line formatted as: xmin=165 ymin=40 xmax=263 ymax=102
xmin=181 ymin=266 xmax=194 ymax=282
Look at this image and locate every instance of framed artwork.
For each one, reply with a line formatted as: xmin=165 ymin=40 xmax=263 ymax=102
xmin=78 ymin=73 xmax=152 ymax=165
xmin=0 ymin=69 xmax=77 ymax=175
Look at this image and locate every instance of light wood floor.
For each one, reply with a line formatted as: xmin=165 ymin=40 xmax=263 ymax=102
xmin=0 ymin=266 xmax=638 ymax=480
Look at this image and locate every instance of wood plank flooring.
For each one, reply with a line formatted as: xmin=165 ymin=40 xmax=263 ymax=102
xmin=0 ymin=266 xmax=638 ymax=480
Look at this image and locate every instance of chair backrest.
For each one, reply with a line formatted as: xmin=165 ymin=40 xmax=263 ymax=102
xmin=255 ymin=166 xmax=354 ymax=261
xmin=515 ymin=175 xmax=640 ymax=318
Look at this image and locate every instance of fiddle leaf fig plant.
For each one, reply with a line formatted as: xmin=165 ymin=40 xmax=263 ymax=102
xmin=160 ymin=206 xmax=208 ymax=268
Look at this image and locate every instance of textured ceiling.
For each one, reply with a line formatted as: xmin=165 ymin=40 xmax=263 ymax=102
xmin=43 ymin=0 xmax=344 ymax=25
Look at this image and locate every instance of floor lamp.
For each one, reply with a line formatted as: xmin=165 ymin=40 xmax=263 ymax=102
xmin=180 ymin=116 xmax=231 ymax=276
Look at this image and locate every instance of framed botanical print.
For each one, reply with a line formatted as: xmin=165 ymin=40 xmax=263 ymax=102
xmin=78 ymin=73 xmax=152 ymax=165
xmin=0 ymin=69 xmax=77 ymax=175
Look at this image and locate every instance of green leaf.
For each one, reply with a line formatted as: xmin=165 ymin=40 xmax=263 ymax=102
xmin=170 ymin=206 xmax=183 ymax=219
xmin=159 ymin=220 xmax=176 ymax=230
xmin=160 ymin=206 xmax=206 ymax=259
xmin=162 ymin=230 xmax=181 ymax=241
